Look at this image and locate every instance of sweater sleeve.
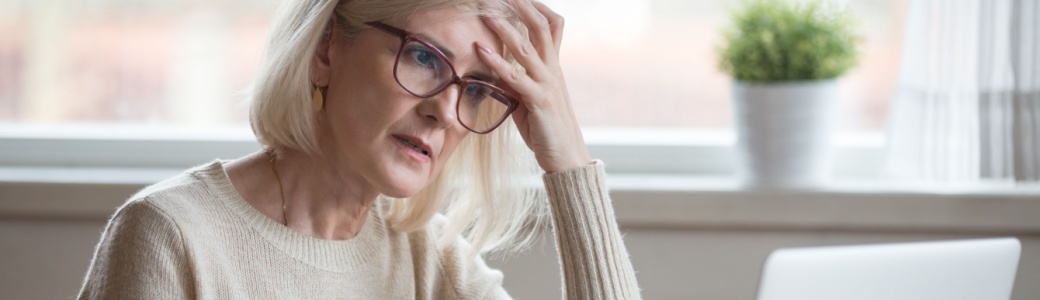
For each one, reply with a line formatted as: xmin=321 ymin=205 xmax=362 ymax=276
xmin=78 ymin=199 xmax=195 ymax=299
xmin=542 ymin=160 xmax=642 ymax=300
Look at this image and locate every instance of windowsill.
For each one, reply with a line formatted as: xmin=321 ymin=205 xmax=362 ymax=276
xmin=3 ymin=166 xmax=1038 ymax=235
xmin=608 ymin=173 xmax=1040 ymax=234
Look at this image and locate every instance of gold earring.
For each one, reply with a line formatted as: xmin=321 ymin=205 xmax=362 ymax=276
xmin=311 ymin=85 xmax=324 ymax=112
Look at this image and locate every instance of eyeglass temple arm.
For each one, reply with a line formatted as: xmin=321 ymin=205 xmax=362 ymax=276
xmin=365 ymin=22 xmax=407 ymax=39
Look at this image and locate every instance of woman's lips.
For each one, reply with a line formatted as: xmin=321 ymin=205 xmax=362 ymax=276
xmin=392 ymin=134 xmax=432 ymax=162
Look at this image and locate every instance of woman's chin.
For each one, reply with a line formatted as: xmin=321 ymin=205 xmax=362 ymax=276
xmin=376 ymin=163 xmax=441 ymax=198
xmin=378 ymin=177 xmax=428 ymax=199
xmin=381 ymin=189 xmax=417 ymax=199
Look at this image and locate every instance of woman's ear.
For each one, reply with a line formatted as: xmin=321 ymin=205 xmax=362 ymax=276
xmin=310 ymin=18 xmax=335 ymax=86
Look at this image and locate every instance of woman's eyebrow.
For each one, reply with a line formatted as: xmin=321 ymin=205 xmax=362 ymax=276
xmin=414 ymin=33 xmax=456 ymax=61
xmin=413 ymin=33 xmax=498 ymax=82
xmin=465 ymin=71 xmax=496 ymax=83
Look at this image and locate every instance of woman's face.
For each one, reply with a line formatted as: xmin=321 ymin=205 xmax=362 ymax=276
xmin=315 ymin=6 xmax=503 ymax=198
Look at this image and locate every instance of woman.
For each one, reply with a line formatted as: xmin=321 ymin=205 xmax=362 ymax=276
xmin=79 ymin=0 xmax=640 ymax=298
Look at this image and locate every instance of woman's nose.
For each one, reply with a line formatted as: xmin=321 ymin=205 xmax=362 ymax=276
xmin=416 ymin=84 xmax=458 ymax=129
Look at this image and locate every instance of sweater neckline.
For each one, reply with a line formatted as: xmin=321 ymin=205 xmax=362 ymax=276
xmin=195 ymin=160 xmax=390 ymax=273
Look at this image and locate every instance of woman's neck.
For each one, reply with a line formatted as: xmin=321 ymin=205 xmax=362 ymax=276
xmin=228 ymin=148 xmax=379 ymax=241
xmin=275 ymin=148 xmax=380 ymax=240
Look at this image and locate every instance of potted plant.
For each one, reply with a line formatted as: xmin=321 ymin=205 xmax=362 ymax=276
xmin=718 ymin=0 xmax=858 ymax=189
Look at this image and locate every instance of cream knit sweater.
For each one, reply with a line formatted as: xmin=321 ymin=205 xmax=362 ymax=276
xmin=79 ymin=160 xmax=641 ymax=299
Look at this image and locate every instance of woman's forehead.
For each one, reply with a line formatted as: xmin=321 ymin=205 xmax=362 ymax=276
xmin=401 ymin=6 xmax=504 ymax=57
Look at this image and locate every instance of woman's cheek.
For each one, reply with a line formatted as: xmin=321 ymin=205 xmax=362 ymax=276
xmin=439 ymin=131 xmax=468 ymax=163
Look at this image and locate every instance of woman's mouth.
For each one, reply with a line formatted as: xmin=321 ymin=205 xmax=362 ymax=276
xmin=392 ymin=135 xmax=432 ymax=162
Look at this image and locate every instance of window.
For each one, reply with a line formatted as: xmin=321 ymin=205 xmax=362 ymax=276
xmin=0 ymin=0 xmax=279 ymax=126
xmin=0 ymin=0 xmax=906 ymax=176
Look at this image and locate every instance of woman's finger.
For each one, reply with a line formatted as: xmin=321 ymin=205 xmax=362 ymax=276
xmin=474 ymin=42 xmax=545 ymax=105
xmin=532 ymin=1 xmax=564 ymax=51
xmin=481 ymin=16 xmax=552 ymax=81
xmin=511 ymin=0 xmax=557 ymax=60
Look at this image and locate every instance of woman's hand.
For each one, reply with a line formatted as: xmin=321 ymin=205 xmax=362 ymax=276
xmin=476 ymin=0 xmax=591 ymax=173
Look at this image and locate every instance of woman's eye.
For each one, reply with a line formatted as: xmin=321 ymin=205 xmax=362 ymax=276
xmin=464 ymin=85 xmax=489 ymax=100
xmin=407 ymin=47 xmax=438 ymax=69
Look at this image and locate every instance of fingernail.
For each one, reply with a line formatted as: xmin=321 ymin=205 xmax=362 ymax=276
xmin=482 ymin=16 xmax=500 ymax=26
xmin=476 ymin=43 xmax=492 ymax=54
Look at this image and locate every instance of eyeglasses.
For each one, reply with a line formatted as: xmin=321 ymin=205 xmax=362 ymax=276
xmin=366 ymin=22 xmax=519 ymax=134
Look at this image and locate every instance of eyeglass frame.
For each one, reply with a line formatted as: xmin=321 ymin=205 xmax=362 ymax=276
xmin=365 ymin=21 xmax=520 ymax=134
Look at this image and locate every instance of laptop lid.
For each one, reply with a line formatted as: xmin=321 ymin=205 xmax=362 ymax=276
xmin=756 ymin=238 xmax=1021 ymax=300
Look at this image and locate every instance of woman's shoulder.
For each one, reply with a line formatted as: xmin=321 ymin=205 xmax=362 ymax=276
xmin=390 ymin=211 xmax=447 ymax=255
xmin=132 ymin=160 xmax=227 ymax=197
xmin=402 ymin=213 xmax=488 ymax=266
xmin=403 ymin=213 xmax=507 ymax=298
xmin=118 ymin=160 xmax=231 ymax=225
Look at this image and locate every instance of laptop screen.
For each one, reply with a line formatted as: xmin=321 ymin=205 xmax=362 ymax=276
xmin=756 ymin=238 xmax=1021 ymax=300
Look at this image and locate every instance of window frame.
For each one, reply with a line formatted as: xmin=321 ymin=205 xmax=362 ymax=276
xmin=0 ymin=125 xmax=885 ymax=180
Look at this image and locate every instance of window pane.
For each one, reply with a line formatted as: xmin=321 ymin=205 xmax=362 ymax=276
xmin=0 ymin=0 xmax=279 ymax=125
xmin=0 ymin=0 xmax=906 ymax=132
xmin=547 ymin=0 xmax=906 ymax=131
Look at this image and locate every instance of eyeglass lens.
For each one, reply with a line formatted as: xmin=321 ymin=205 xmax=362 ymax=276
xmin=395 ymin=39 xmax=513 ymax=133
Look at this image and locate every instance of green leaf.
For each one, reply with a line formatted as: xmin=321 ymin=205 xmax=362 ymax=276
xmin=718 ymin=0 xmax=860 ymax=82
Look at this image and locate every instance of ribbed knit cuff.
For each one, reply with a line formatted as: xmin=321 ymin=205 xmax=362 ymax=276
xmin=542 ymin=160 xmax=641 ymax=300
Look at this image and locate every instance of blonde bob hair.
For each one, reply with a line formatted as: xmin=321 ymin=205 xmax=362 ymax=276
xmin=250 ymin=0 xmax=546 ymax=255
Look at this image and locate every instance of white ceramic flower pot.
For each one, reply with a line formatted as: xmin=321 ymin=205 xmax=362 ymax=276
xmin=732 ymin=79 xmax=839 ymax=189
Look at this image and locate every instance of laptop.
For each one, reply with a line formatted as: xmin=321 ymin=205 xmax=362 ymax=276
xmin=756 ymin=238 xmax=1021 ymax=300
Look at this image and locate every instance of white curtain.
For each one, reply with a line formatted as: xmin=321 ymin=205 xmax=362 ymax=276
xmin=887 ymin=0 xmax=1039 ymax=184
